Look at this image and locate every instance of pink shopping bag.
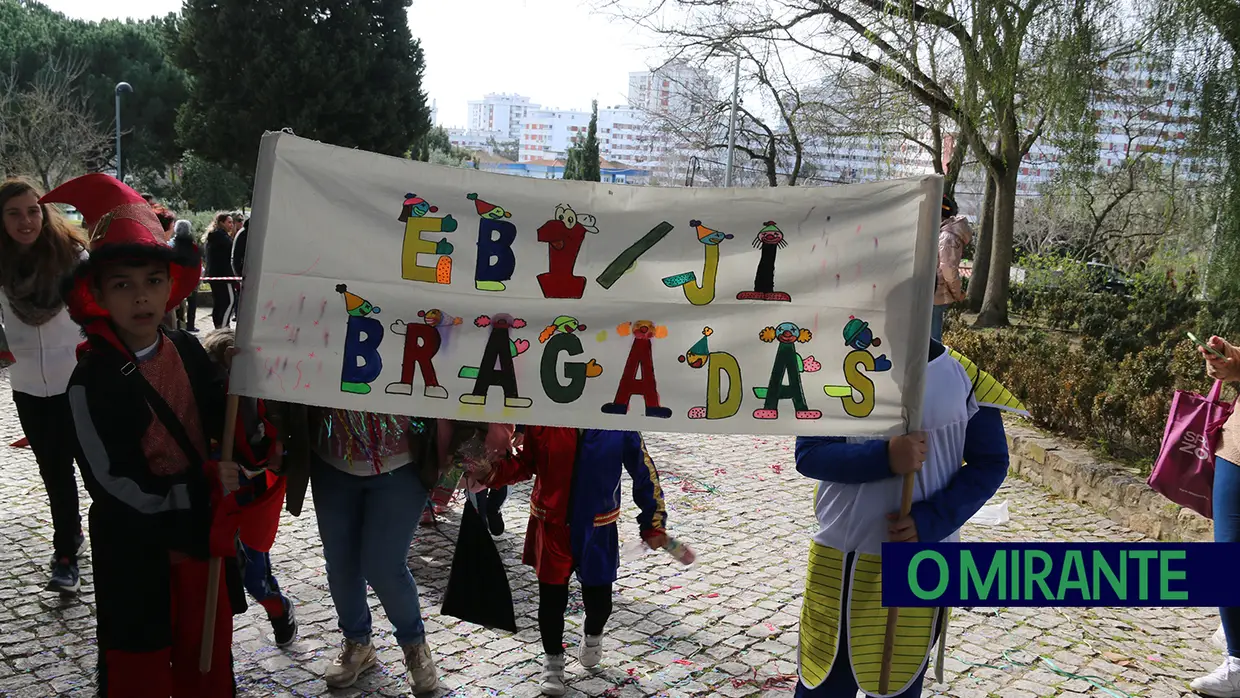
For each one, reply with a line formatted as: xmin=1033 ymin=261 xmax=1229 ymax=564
xmin=1149 ymin=380 xmax=1233 ymax=519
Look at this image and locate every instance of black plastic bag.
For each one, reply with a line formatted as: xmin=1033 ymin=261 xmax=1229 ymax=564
xmin=440 ymin=496 xmax=517 ymax=632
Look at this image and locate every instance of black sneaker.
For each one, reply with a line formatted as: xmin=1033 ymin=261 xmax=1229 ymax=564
xmin=47 ymin=557 xmax=80 ymax=594
xmin=488 ymin=507 xmax=505 ymax=537
xmin=271 ymin=599 xmax=297 ymax=647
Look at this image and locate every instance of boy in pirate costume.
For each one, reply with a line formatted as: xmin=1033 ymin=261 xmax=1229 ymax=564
xmin=794 ymin=338 xmax=1023 ymax=697
xmin=49 ymin=174 xmax=253 ymax=697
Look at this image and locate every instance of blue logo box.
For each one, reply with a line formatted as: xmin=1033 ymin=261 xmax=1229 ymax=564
xmin=880 ymin=542 xmax=1239 ymax=607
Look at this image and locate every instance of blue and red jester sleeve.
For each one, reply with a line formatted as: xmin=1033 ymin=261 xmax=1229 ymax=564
xmin=487 ymin=424 xmax=539 ymax=488
xmin=907 ymin=406 xmax=1009 ymax=543
xmin=620 ymin=432 xmax=668 ymax=543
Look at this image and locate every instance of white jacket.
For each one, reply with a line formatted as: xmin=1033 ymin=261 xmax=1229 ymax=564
xmin=0 ymin=294 xmax=81 ymax=397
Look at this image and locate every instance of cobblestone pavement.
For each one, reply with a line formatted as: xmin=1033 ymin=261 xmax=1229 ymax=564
xmin=0 ymin=368 xmax=1224 ymax=697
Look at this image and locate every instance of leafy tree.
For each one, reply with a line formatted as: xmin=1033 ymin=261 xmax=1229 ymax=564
xmin=0 ymin=2 xmax=189 ymax=179
xmin=175 ymin=152 xmax=249 ymax=211
xmin=583 ymin=100 xmax=601 ymax=181
xmin=563 ymin=143 xmax=582 ymax=180
xmin=486 ymin=135 xmax=519 ymax=161
xmin=607 ymin=0 xmax=1147 ymax=325
xmin=173 ymin=0 xmax=432 ymax=177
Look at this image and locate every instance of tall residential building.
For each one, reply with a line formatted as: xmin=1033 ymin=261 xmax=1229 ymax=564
xmin=467 ymin=93 xmax=539 ymax=142
xmin=518 ymin=106 xmax=655 ymax=166
xmin=628 ymin=62 xmax=719 ymax=117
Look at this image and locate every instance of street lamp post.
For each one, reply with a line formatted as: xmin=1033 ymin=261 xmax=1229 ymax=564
xmin=724 ymin=51 xmax=741 ymax=187
xmin=114 ymin=82 xmax=133 ymax=182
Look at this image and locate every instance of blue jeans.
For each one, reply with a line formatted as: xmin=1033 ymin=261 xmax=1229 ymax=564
xmin=1216 ymin=456 xmax=1240 ymax=657
xmin=311 ymin=455 xmax=429 ymax=646
xmin=931 ymin=304 xmax=947 ymax=342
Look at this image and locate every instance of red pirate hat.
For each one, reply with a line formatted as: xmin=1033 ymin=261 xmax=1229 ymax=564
xmin=41 ymin=173 xmax=201 ymax=327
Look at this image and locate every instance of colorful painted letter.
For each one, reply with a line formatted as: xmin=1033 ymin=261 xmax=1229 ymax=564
xmin=399 ymin=193 xmax=457 ymax=284
xmin=736 ymin=222 xmax=792 ymax=302
xmin=459 ymin=315 xmax=532 ymax=408
xmin=537 ymin=204 xmax=591 ymax=299
xmin=753 ymin=322 xmax=819 ymax=420
xmin=601 ymin=321 xmax=672 ymax=419
xmin=385 ymin=317 xmax=447 ymax=399
xmin=663 ymin=221 xmax=733 ymax=306
xmin=596 ymin=222 xmax=674 ymax=289
xmin=337 ymin=284 xmax=384 ymax=394
xmin=470 ymin=194 xmax=517 ymax=292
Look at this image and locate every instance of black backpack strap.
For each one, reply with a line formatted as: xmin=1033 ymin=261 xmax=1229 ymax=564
xmin=118 ymin=359 xmax=209 ymax=472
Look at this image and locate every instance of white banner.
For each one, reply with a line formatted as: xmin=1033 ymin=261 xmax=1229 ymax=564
xmin=232 ymin=133 xmax=941 ymax=437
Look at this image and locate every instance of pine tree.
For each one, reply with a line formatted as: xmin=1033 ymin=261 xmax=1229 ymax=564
xmin=562 ymin=145 xmax=581 ymax=180
xmin=582 ymin=100 xmax=601 ymax=182
xmin=173 ymin=0 xmax=431 ymax=176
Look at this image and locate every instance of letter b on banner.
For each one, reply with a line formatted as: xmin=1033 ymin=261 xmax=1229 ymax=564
xmin=476 ymin=219 xmax=517 ymax=291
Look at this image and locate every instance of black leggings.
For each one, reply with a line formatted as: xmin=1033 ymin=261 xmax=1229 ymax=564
xmin=13 ymin=391 xmax=81 ymax=559
xmin=539 ymin=581 xmax=613 ymax=656
xmin=209 ymin=281 xmax=232 ymax=329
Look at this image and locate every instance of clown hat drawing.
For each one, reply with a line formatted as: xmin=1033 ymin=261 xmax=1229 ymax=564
xmin=678 ymin=327 xmax=712 ymax=368
xmin=467 ymin=193 xmax=512 ymax=220
xmin=399 ymin=193 xmax=438 ymax=222
xmin=337 ymin=284 xmax=380 ymax=317
xmin=842 ymin=316 xmax=880 ymax=349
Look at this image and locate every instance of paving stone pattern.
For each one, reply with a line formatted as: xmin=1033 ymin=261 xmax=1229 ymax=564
xmin=0 ymin=372 xmax=1223 ymax=697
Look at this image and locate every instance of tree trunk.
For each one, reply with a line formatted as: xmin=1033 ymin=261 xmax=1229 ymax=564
xmin=975 ymin=166 xmax=1018 ymax=327
xmin=967 ymin=173 xmax=997 ymax=312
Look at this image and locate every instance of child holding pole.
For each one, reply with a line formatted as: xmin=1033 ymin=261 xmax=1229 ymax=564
xmin=49 ymin=174 xmax=246 ymax=696
xmin=792 ymin=339 xmax=1016 ymax=697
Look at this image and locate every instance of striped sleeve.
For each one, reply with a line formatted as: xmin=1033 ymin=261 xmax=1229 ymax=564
xmin=947 ymin=348 xmax=1029 ymax=416
xmin=623 ymin=433 xmax=667 ymax=533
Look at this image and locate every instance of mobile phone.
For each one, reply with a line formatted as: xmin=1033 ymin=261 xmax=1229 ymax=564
xmin=1188 ymin=332 xmax=1227 ymax=359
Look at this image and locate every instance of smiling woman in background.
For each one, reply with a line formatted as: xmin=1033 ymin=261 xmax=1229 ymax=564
xmin=0 ymin=177 xmax=89 ymax=594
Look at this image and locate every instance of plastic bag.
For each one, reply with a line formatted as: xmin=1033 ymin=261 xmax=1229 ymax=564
xmin=967 ymin=499 xmax=1009 ymax=526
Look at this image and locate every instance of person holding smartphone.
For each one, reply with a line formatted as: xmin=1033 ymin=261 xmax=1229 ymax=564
xmin=1194 ymin=334 xmax=1240 ymax=696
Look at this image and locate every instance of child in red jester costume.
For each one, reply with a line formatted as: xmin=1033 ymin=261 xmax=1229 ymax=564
xmin=482 ymin=428 xmax=669 ymax=696
xmin=49 ymin=173 xmax=264 ymax=697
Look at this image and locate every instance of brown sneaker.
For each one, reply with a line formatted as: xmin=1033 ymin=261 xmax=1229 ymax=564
xmin=324 ymin=638 xmax=376 ymax=688
xmin=403 ymin=641 xmax=439 ymax=694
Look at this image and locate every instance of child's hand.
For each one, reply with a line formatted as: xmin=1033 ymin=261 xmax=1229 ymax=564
xmin=1205 ymin=336 xmax=1237 ymax=380
xmin=644 ymin=532 xmax=668 ymax=550
xmin=223 ymin=346 xmax=239 ymax=372
xmin=218 ymin=461 xmax=241 ymax=494
xmin=887 ymin=513 xmax=919 ymax=542
xmin=888 ymin=432 xmax=927 ymax=475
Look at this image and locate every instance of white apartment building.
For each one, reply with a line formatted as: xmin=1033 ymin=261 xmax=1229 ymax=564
xmin=518 ymin=106 xmax=656 ymax=166
xmin=467 ymin=93 xmax=539 ymax=142
xmin=628 ymin=62 xmax=719 ymax=117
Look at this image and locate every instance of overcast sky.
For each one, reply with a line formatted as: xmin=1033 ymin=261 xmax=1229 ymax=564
xmin=38 ymin=0 xmax=657 ymax=126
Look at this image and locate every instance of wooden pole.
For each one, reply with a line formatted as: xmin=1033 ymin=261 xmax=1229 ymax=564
xmin=200 ymin=394 xmax=239 ymax=674
xmin=878 ymin=472 xmax=916 ymax=694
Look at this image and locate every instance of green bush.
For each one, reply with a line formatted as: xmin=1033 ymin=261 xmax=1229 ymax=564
xmin=945 ymin=267 xmax=1218 ymax=473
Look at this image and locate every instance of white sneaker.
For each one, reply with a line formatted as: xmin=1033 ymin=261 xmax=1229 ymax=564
xmin=403 ymin=641 xmax=439 ymax=694
xmin=1216 ymin=624 xmax=1229 ymax=650
xmin=579 ymin=632 xmax=603 ymax=669
xmin=324 ymin=638 xmax=377 ymax=688
xmin=1191 ymin=656 xmax=1240 ymax=697
xmin=540 ymin=654 xmax=567 ymax=696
